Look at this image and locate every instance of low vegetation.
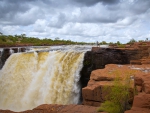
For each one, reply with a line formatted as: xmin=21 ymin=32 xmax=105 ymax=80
xmin=0 ymin=34 xmax=88 ymax=47
xmin=0 ymin=32 xmax=149 ymax=47
xmin=97 ymin=70 xmax=135 ymax=113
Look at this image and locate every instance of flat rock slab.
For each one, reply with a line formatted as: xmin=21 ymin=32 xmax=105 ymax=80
xmin=0 ymin=104 xmax=103 ymax=113
xmin=125 ymin=107 xmax=150 ymax=113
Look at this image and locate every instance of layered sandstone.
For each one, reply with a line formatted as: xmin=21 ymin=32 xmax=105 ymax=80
xmin=82 ymin=64 xmax=138 ymax=107
xmin=125 ymin=66 xmax=150 ymax=113
xmin=82 ymin=64 xmax=150 ymax=113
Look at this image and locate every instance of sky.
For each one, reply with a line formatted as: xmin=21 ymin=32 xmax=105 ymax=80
xmin=0 ymin=0 xmax=150 ymax=43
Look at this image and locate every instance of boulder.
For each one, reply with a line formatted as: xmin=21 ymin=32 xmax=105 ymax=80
xmin=82 ymin=80 xmax=113 ymax=102
xmin=126 ymin=93 xmax=150 ymax=113
xmin=132 ymin=93 xmax=150 ymax=108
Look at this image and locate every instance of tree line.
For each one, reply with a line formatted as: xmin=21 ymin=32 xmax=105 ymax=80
xmin=0 ymin=34 xmax=88 ymax=47
xmin=0 ymin=33 xmax=148 ymax=47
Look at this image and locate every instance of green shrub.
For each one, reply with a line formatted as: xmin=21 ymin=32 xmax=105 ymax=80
xmin=97 ymin=101 xmax=121 ymax=113
xmin=118 ymin=44 xmax=125 ymax=48
xmin=97 ymin=71 xmax=133 ymax=113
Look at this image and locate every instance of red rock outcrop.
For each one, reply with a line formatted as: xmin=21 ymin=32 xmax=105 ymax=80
xmin=0 ymin=104 xmax=104 ymax=113
xmin=125 ymin=93 xmax=150 ymax=113
xmin=125 ymin=66 xmax=150 ymax=113
xmin=82 ymin=64 xmax=150 ymax=113
xmin=82 ymin=64 xmax=138 ymax=106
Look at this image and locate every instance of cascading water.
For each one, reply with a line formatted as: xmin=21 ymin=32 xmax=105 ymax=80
xmin=0 ymin=48 xmax=3 ymax=68
xmin=18 ymin=47 xmax=21 ymax=53
xmin=0 ymin=50 xmax=85 ymax=112
xmin=9 ymin=48 xmax=14 ymax=54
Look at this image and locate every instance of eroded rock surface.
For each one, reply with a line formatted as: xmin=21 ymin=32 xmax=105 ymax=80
xmin=82 ymin=64 xmax=138 ymax=107
xmin=0 ymin=104 xmax=104 ymax=113
xmin=82 ymin=64 xmax=150 ymax=113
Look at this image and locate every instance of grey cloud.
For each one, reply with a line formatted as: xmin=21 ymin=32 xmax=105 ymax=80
xmin=0 ymin=0 xmax=31 ymax=25
xmin=72 ymin=0 xmax=120 ymax=6
xmin=0 ymin=0 xmax=45 ymax=26
xmin=130 ymin=0 xmax=150 ymax=15
xmin=0 ymin=0 xmax=141 ymax=27
xmin=74 ymin=5 xmax=122 ymax=24
xmin=48 ymin=13 xmax=66 ymax=28
xmin=0 ymin=1 xmax=29 ymax=18
xmin=79 ymin=13 xmax=119 ymax=23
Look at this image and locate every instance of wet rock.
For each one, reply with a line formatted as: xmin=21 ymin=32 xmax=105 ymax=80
xmin=0 ymin=47 xmax=26 ymax=69
xmin=1 ymin=48 xmax=10 ymax=68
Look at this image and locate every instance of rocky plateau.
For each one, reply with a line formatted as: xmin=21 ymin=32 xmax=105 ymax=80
xmin=1 ymin=42 xmax=150 ymax=113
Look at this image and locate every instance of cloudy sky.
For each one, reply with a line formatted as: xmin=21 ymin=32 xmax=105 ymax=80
xmin=0 ymin=0 xmax=150 ymax=43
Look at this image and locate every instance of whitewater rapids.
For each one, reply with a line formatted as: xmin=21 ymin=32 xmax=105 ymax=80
xmin=0 ymin=51 xmax=84 ymax=112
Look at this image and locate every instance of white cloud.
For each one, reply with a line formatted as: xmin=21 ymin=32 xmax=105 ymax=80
xmin=0 ymin=0 xmax=150 ymax=43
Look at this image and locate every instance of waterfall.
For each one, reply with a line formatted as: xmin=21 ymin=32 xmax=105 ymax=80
xmin=9 ymin=48 xmax=14 ymax=54
xmin=0 ymin=48 xmax=3 ymax=56
xmin=0 ymin=51 xmax=85 ymax=112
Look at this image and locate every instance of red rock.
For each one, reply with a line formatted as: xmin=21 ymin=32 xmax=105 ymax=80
xmin=141 ymin=60 xmax=150 ymax=64
xmin=125 ymin=107 xmax=150 ymax=113
xmin=82 ymin=99 xmax=101 ymax=107
xmin=91 ymin=47 xmax=101 ymax=52
xmin=0 ymin=104 xmax=100 ymax=113
xmin=134 ymin=76 xmax=143 ymax=86
xmin=132 ymin=93 xmax=150 ymax=108
xmin=142 ymin=81 xmax=150 ymax=94
xmin=83 ymin=64 xmax=143 ymax=107
xmin=82 ymin=80 xmax=113 ymax=102
xmin=90 ymin=69 xmax=114 ymax=81
xmin=90 ymin=64 xmax=144 ymax=81
xmin=135 ymin=86 xmax=142 ymax=93
xmin=82 ymin=84 xmax=102 ymax=102
xmin=130 ymin=60 xmax=142 ymax=65
xmin=142 ymin=74 xmax=150 ymax=82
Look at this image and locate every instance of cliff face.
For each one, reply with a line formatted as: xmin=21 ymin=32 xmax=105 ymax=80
xmin=82 ymin=64 xmax=150 ymax=113
xmin=0 ymin=47 xmax=26 ymax=69
xmin=80 ymin=47 xmax=143 ymax=88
